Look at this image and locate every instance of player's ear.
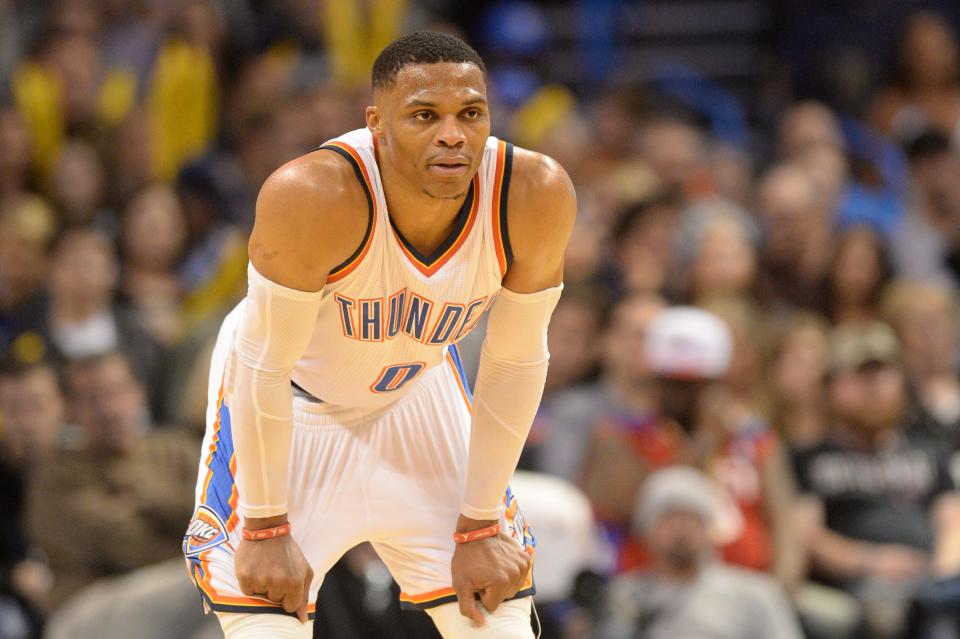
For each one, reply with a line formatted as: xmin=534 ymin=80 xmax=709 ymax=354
xmin=366 ymin=106 xmax=382 ymax=138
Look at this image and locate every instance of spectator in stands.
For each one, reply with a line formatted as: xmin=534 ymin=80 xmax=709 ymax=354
xmin=106 ymin=107 xmax=154 ymax=205
xmin=12 ymin=28 xmax=124 ymax=178
xmin=609 ymin=194 xmax=683 ymax=298
xmin=756 ymin=163 xmax=834 ymax=311
xmin=601 ymin=466 xmax=803 ymax=639
xmin=0 ymin=359 xmax=71 ymax=469
xmin=793 ymin=322 xmax=960 ymax=638
xmin=97 ymin=0 xmax=163 ymax=85
xmin=46 ymin=140 xmax=109 ymax=229
xmin=638 ymin=119 xmax=710 ymax=200
xmin=25 ymin=351 xmax=197 ymax=606
xmin=794 ymin=142 xmax=850 ymax=217
xmin=146 ymin=1 xmax=222 ymax=183
xmin=119 ymin=184 xmax=188 ymax=347
xmin=579 ymin=306 xmax=728 ymax=571
xmin=821 ymin=225 xmax=893 ymax=326
xmin=893 ymin=130 xmax=960 ymax=288
xmin=708 ymin=142 xmax=754 ymax=208
xmin=523 ymin=285 xmax=610 ymax=471
xmin=0 ymin=107 xmax=32 ymax=207
xmin=696 ymin=296 xmax=805 ymax=589
xmin=779 ymin=102 xmax=904 ymax=236
xmin=587 ymin=157 xmax=661 ymax=237
xmin=174 ymin=165 xmax=248 ymax=331
xmin=538 ymin=293 xmax=665 ymax=485
xmin=0 ymin=197 xmax=56 ymax=360
xmin=581 ymin=90 xmax=647 ymax=184
xmin=0 ymin=361 xmax=64 ymax=635
xmin=561 ymin=217 xmax=606 ymax=288
xmin=681 ymin=201 xmax=758 ymax=302
xmin=868 ymin=11 xmax=960 ymax=144
xmin=778 ymin=101 xmax=846 ymax=160
xmin=762 ymin=313 xmax=832 ymax=451
xmin=582 ymin=306 xmax=804 ymax=589
xmin=44 ymin=228 xmax=165 ymax=412
xmin=544 ymin=284 xmax=608 ymax=395
xmin=883 ymin=281 xmax=960 ymax=459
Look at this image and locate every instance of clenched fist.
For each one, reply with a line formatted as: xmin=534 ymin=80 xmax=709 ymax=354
xmin=235 ymin=516 xmax=314 ymax=623
xmin=451 ymin=516 xmax=532 ymax=624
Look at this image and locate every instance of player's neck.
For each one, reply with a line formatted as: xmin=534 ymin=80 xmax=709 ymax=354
xmin=378 ymin=157 xmax=470 ymax=257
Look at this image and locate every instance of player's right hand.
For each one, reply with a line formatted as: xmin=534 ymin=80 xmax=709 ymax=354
xmin=235 ymin=529 xmax=314 ymax=623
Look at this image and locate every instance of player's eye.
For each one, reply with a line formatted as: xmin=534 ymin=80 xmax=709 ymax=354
xmin=413 ymin=111 xmax=434 ymax=121
xmin=462 ymin=109 xmax=481 ymax=120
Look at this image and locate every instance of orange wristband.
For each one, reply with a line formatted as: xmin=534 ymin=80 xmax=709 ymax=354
xmin=242 ymin=523 xmax=291 ymax=541
xmin=453 ymin=523 xmax=500 ymax=544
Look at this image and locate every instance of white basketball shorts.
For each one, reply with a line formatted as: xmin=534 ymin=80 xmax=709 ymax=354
xmin=182 ymin=305 xmax=536 ymax=620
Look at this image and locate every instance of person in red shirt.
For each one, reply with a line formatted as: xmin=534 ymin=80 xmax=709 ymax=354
xmin=580 ymin=306 xmax=803 ymax=592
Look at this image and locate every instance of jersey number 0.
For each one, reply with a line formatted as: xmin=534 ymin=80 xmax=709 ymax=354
xmin=369 ymin=362 xmax=426 ymax=393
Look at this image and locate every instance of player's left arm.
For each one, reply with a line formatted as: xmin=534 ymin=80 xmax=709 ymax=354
xmin=451 ymin=149 xmax=576 ymax=622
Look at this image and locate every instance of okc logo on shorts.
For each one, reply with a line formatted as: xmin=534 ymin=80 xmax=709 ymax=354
xmin=183 ymin=505 xmax=228 ymax=557
xmin=503 ymin=488 xmax=535 ymax=552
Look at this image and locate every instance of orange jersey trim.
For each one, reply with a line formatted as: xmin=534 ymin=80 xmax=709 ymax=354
xmin=491 ymin=141 xmax=509 ymax=277
xmin=226 ymin=454 xmax=239 ymax=532
xmin=324 ymin=141 xmax=378 ymax=284
xmin=445 ymin=351 xmax=471 ymax=409
xmin=199 ymin=372 xmax=241 ymax=534
xmin=192 ymin=561 xmax=318 ymax=613
xmin=199 ymin=378 xmax=225 ymax=504
xmin=399 ymin=586 xmax=457 ymax=605
xmin=392 ymin=174 xmax=481 ymax=278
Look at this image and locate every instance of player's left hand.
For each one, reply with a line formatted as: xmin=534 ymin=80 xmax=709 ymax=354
xmin=451 ymin=516 xmax=532 ymax=624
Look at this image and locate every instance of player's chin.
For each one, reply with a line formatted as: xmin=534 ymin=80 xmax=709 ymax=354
xmin=422 ymin=176 xmax=472 ymax=200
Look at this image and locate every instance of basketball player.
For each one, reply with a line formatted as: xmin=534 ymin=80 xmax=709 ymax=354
xmin=182 ymin=31 xmax=575 ymax=638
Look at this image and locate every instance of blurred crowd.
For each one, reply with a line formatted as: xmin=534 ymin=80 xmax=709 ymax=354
xmin=4 ymin=1 xmax=960 ymax=638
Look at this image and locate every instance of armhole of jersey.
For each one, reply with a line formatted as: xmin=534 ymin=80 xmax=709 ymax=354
xmin=492 ymin=141 xmax=515 ymax=278
xmin=318 ymin=143 xmax=376 ymax=283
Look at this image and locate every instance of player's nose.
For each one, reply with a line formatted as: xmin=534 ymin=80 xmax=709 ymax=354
xmin=435 ymin=114 xmax=466 ymax=148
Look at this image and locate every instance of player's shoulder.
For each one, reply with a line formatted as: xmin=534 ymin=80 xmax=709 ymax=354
xmin=250 ymin=143 xmax=370 ymax=286
xmin=257 ymin=146 xmax=367 ymax=221
xmin=507 ymin=146 xmax=576 ymax=216
xmin=503 ymin=146 xmax=576 ymax=253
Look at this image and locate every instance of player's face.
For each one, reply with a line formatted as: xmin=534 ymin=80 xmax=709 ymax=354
xmin=369 ymin=62 xmax=490 ymax=200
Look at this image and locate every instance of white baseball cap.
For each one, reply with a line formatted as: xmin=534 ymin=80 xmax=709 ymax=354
xmin=644 ymin=306 xmax=733 ymax=380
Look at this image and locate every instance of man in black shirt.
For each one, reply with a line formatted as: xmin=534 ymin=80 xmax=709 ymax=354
xmin=793 ymin=322 xmax=960 ymax=639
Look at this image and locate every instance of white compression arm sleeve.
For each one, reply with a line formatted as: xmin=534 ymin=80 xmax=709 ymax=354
xmin=461 ymin=284 xmax=563 ymax=520
xmin=228 ymin=262 xmax=323 ymax=519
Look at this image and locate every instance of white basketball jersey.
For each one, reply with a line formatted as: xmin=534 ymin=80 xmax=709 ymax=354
xmin=290 ymin=128 xmax=514 ymax=408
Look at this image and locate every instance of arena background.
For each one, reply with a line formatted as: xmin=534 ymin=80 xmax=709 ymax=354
xmin=4 ymin=1 xmax=960 ymax=638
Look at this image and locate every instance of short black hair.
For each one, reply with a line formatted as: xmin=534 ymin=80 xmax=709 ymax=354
xmin=372 ymin=31 xmax=486 ymax=91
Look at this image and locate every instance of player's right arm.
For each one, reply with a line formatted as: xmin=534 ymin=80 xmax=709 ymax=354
xmin=231 ymin=150 xmax=368 ymax=621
